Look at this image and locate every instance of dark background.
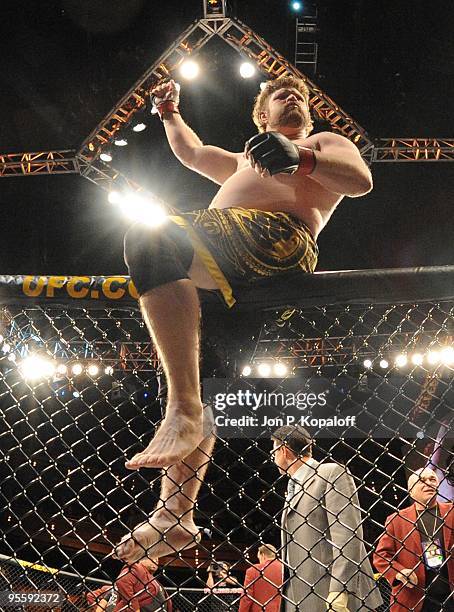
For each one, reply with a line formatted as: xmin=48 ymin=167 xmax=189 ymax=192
xmin=0 ymin=0 xmax=453 ymax=277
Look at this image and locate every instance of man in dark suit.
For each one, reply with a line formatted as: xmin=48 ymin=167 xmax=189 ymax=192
xmin=374 ymin=467 xmax=454 ymax=611
xmin=239 ymin=544 xmax=283 ymax=612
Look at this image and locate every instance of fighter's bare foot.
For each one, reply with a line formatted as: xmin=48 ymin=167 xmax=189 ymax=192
xmin=113 ymin=511 xmax=200 ymax=562
xmin=125 ymin=402 xmax=204 ymax=469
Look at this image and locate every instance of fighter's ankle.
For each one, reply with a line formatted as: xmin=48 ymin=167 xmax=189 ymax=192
xmin=154 ymin=506 xmax=193 ymax=522
xmin=167 ymin=395 xmax=202 ymax=407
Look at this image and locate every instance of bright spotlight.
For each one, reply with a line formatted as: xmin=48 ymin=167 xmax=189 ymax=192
xmin=100 ymin=151 xmax=113 ymax=162
xmin=440 ymin=346 xmax=454 ymax=365
xmin=107 ymin=190 xmax=122 ymax=205
xmin=114 ymin=138 xmax=128 ymax=147
xmin=274 ymin=362 xmax=288 ymax=377
xmin=20 ymin=356 xmax=55 ymax=380
xmin=88 ymin=364 xmax=99 ymax=377
xmin=179 ymin=60 xmax=200 ymax=80
xmin=71 ymin=363 xmax=83 ymax=376
xmin=242 ymin=365 xmax=252 ymax=376
xmin=56 ymin=363 xmax=68 ymax=375
xmin=119 ymin=193 xmax=167 ymax=227
xmin=132 ymin=122 xmax=147 ymax=133
xmin=260 ymin=82 xmax=267 ymax=91
xmin=363 ymin=359 xmax=372 ymax=369
xmin=411 ymin=353 xmax=423 ymax=366
xmin=7 ymin=353 xmax=16 ymax=363
xmin=2 ymin=343 xmax=11 ymax=354
xmin=427 ymin=350 xmax=440 ymax=365
xmin=379 ymin=359 xmax=389 ymax=369
xmin=291 ymin=0 xmax=303 ymax=11
xmin=257 ymin=363 xmax=271 ymax=377
xmin=239 ymin=62 xmax=256 ymax=79
xmin=395 ymin=354 xmax=407 ymax=367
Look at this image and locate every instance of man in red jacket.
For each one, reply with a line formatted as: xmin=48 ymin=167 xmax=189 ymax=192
xmin=374 ymin=467 xmax=454 ymax=611
xmin=113 ymin=557 xmax=171 ymax=612
xmin=239 ymin=544 xmax=283 ymax=612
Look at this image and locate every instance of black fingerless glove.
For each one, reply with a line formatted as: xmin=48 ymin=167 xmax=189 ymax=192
xmin=245 ymin=131 xmax=301 ymax=175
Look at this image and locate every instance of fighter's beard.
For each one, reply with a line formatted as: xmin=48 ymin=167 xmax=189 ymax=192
xmin=274 ymin=107 xmax=308 ymax=130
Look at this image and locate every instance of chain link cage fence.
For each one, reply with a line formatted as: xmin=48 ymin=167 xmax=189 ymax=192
xmin=0 ymin=271 xmax=453 ymax=611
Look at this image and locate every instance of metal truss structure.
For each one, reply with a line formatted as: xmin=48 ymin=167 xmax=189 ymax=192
xmin=0 ymin=151 xmax=79 ymax=177
xmin=370 ymin=138 xmax=454 ymax=162
xmin=248 ymin=330 xmax=454 ymax=370
xmin=1 ymin=1 xmax=453 ymax=192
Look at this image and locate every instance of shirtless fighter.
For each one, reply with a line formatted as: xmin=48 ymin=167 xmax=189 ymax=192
xmin=114 ymin=75 xmax=372 ymax=563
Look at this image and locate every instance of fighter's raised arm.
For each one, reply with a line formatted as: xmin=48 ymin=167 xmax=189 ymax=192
xmin=151 ymin=79 xmax=240 ymax=185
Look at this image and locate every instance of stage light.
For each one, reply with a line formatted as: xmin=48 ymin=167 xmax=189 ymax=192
xmin=427 ymin=350 xmax=440 ymax=365
xmin=257 ymin=363 xmax=271 ymax=377
xmin=132 ymin=122 xmax=147 ymax=133
xmin=379 ymin=359 xmax=389 ymax=369
xmin=7 ymin=353 xmax=16 ymax=362
xmin=239 ymin=62 xmax=256 ymax=79
xmin=19 ymin=356 xmax=55 ymax=380
xmin=290 ymin=1 xmax=303 ymax=12
xmin=108 ymin=190 xmax=122 ymax=205
xmin=179 ymin=60 xmax=200 ymax=80
xmin=2 ymin=343 xmax=11 ymax=354
xmin=42 ymin=359 xmax=55 ymax=377
xmin=411 ymin=353 xmax=423 ymax=366
xmin=274 ymin=362 xmax=288 ymax=377
xmin=118 ymin=193 xmax=167 ymax=227
xmin=260 ymin=82 xmax=267 ymax=91
xmin=73 ymin=391 xmax=80 ymax=398
xmin=71 ymin=363 xmax=83 ymax=376
xmin=363 ymin=359 xmax=372 ymax=369
xmin=56 ymin=363 xmax=68 ymax=376
xmin=395 ymin=354 xmax=407 ymax=367
xmin=440 ymin=346 xmax=454 ymax=365
xmin=114 ymin=138 xmax=128 ymax=147
xmin=100 ymin=151 xmax=113 ymax=162
xmin=242 ymin=365 xmax=252 ymax=376
xmin=87 ymin=364 xmax=99 ymax=377
xmin=105 ymin=365 xmax=114 ymax=376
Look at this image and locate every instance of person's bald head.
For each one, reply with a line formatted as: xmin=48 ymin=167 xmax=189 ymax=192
xmin=408 ymin=468 xmax=439 ymax=507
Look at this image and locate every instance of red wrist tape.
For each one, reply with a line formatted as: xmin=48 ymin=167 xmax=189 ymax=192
xmin=156 ymin=100 xmax=179 ymax=120
xmin=296 ymin=146 xmax=316 ymax=175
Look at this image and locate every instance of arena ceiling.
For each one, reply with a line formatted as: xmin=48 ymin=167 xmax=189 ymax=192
xmin=0 ymin=0 xmax=453 ymax=277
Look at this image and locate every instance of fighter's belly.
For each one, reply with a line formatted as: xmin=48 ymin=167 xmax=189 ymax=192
xmin=209 ymin=166 xmax=341 ymax=239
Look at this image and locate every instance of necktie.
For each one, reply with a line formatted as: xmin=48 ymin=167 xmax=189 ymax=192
xmin=287 ymin=478 xmax=296 ymax=501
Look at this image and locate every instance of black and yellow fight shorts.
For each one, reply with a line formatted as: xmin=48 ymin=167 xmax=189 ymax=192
xmin=170 ymin=207 xmax=318 ymax=307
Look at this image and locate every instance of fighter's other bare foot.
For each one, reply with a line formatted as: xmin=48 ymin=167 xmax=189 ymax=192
xmin=113 ymin=512 xmax=200 ymax=563
xmin=125 ymin=403 xmax=204 ymax=469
